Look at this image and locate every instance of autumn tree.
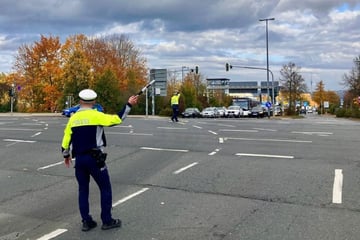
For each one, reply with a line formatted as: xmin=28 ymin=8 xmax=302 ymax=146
xmin=14 ymin=35 xmax=63 ymax=112
xmin=312 ymin=80 xmax=340 ymax=114
xmin=62 ymin=50 xmax=92 ymax=106
xmin=104 ymin=34 xmax=147 ymax=93
xmin=342 ymin=56 xmax=360 ymax=96
xmin=279 ymin=62 xmax=307 ymax=115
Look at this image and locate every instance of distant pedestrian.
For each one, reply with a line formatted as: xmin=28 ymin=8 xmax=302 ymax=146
xmin=61 ymin=89 xmax=138 ymax=232
xmin=171 ymin=90 xmax=181 ymax=122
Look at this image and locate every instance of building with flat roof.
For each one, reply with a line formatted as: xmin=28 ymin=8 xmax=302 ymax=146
xmin=206 ymin=78 xmax=280 ymax=103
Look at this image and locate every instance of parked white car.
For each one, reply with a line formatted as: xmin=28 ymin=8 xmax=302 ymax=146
xmin=215 ymin=107 xmax=227 ymax=117
xmin=201 ymin=107 xmax=217 ymax=118
xmin=226 ymin=105 xmax=242 ymax=118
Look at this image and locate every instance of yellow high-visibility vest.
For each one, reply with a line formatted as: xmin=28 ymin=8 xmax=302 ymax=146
xmin=171 ymin=94 xmax=180 ymax=105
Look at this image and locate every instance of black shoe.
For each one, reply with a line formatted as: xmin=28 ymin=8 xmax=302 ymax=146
xmin=101 ymin=218 xmax=122 ymax=230
xmin=82 ymin=219 xmax=97 ymax=232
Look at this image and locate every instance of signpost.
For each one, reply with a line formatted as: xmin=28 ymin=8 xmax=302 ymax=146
xmin=149 ymin=69 xmax=168 ymax=116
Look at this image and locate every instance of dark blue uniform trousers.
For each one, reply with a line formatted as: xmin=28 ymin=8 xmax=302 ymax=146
xmin=171 ymin=104 xmax=179 ymax=121
xmin=75 ymin=154 xmax=113 ymax=224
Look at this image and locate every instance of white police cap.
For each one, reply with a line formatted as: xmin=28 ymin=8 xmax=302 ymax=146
xmin=79 ymin=89 xmax=97 ymax=101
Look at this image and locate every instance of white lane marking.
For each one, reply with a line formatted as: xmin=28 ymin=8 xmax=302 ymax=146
xmin=107 ymin=132 xmax=153 ymax=136
xmin=36 ymin=228 xmax=67 ymax=240
xmin=140 ymin=147 xmax=189 ymax=152
xmin=0 ymin=128 xmax=43 ymax=131
xmin=3 ymin=139 xmax=36 ymax=143
xmin=209 ymin=149 xmax=220 ymax=156
xmin=157 ymin=127 xmax=187 ymax=130
xmin=173 ymin=162 xmax=199 ymax=174
xmin=219 ymin=129 xmax=258 ymax=132
xmin=193 ymin=125 xmax=203 ymax=129
xmin=219 ymin=138 xmax=224 ymax=143
xmin=31 ymin=132 xmax=42 ymax=137
xmin=236 ymin=153 xmax=294 ymax=159
xmin=21 ymin=123 xmax=42 ymax=126
xmin=208 ymin=130 xmax=217 ymax=135
xmin=114 ymin=125 xmax=132 ymax=128
xmin=217 ymin=123 xmax=235 ymax=128
xmin=112 ymin=188 xmax=149 ymax=207
xmin=37 ymin=161 xmax=64 ymax=170
xmin=253 ymin=128 xmax=277 ymax=132
xmin=292 ymin=131 xmax=333 ymax=135
xmin=332 ymin=169 xmax=343 ymax=204
xmin=225 ymin=137 xmax=312 ymax=143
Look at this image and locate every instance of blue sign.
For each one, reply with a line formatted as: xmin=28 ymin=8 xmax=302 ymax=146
xmin=265 ymin=102 xmax=272 ymax=108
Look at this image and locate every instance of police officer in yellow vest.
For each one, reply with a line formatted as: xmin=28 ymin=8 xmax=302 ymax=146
xmin=61 ymin=89 xmax=138 ymax=232
xmin=171 ymin=90 xmax=180 ymax=122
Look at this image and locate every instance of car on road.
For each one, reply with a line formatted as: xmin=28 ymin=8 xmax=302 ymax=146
xmin=215 ymin=107 xmax=227 ymax=117
xmin=226 ymin=105 xmax=242 ymax=118
xmin=181 ymin=107 xmax=201 ymax=118
xmin=201 ymin=107 xmax=217 ymax=118
xmin=274 ymin=106 xmax=282 ymax=116
xmin=249 ymin=105 xmax=266 ymax=118
xmin=62 ymin=103 xmax=104 ymax=117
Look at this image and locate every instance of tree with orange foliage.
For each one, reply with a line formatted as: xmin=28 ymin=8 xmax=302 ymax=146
xmin=14 ymin=35 xmax=63 ymax=112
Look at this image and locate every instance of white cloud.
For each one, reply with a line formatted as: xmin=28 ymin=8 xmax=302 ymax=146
xmin=0 ymin=0 xmax=359 ymax=90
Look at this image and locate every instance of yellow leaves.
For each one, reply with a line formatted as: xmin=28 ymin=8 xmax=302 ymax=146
xmin=11 ymin=33 xmax=148 ymax=112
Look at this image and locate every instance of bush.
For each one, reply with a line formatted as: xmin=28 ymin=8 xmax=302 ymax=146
xmin=335 ymin=107 xmax=360 ymax=118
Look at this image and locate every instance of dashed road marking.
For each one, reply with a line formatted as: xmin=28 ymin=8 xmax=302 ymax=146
xmin=173 ymin=162 xmax=199 ymax=174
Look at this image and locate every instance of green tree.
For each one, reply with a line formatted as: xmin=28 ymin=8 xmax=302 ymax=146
xmin=93 ymin=69 xmax=122 ymax=113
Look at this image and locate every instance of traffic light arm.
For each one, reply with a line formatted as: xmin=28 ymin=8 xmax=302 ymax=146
xmin=226 ymin=64 xmax=275 ymax=112
xmin=228 ymin=65 xmax=273 ymax=79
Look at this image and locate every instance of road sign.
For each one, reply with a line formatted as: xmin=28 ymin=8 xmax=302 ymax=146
xmin=265 ymin=101 xmax=272 ymax=108
xmin=150 ymin=69 xmax=167 ymax=96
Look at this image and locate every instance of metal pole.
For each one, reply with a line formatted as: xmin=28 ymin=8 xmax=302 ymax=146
xmin=145 ymin=88 xmax=148 ymax=117
xmin=152 ymin=85 xmax=155 ymax=116
xmin=10 ymin=96 xmax=13 ymax=113
xmin=259 ymin=17 xmax=275 ymax=117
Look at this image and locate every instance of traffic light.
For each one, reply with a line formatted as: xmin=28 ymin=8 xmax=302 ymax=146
xmin=8 ymin=88 xmax=14 ymax=97
xmin=195 ymin=66 xmax=199 ymax=74
xmin=225 ymin=63 xmax=232 ymax=71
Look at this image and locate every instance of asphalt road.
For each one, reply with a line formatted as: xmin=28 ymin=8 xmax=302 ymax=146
xmin=1 ymin=113 xmax=360 ymax=240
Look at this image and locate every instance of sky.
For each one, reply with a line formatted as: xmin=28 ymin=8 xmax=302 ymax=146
xmin=0 ymin=0 xmax=359 ymax=91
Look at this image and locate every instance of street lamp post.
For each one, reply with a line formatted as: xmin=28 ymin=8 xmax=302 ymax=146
xmin=10 ymin=83 xmax=15 ymax=114
xmin=259 ymin=17 xmax=275 ymax=117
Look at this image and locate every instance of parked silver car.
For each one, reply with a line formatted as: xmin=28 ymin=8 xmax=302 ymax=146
xmin=215 ymin=107 xmax=227 ymax=117
xmin=201 ymin=107 xmax=217 ymax=118
xmin=226 ymin=105 xmax=242 ymax=118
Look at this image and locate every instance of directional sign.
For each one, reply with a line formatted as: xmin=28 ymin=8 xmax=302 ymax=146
xmin=265 ymin=101 xmax=272 ymax=108
xmin=150 ymin=69 xmax=167 ymax=96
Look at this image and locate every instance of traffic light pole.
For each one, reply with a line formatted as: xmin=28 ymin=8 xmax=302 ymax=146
xmin=226 ymin=64 xmax=274 ymax=117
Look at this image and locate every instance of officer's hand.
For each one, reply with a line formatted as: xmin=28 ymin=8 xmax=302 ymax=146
xmin=128 ymin=95 xmax=138 ymax=106
xmin=64 ymin=157 xmax=72 ymax=168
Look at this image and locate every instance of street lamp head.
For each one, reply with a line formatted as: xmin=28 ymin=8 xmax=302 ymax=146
xmin=259 ymin=17 xmax=275 ymax=21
